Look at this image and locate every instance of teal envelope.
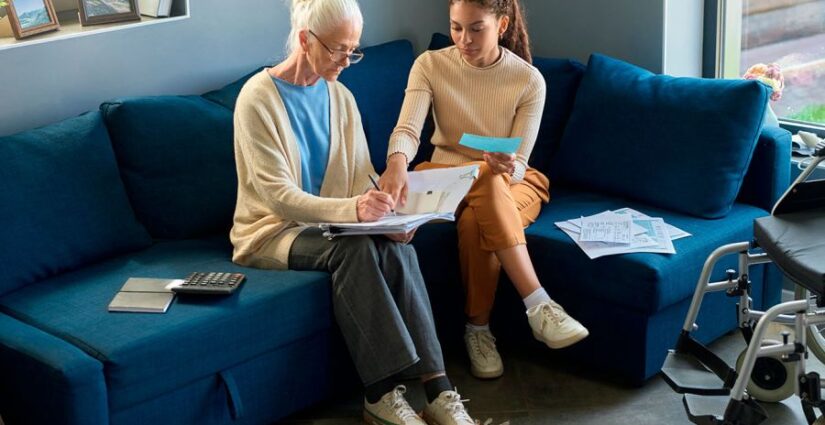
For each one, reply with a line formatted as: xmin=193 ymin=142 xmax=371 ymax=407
xmin=458 ymin=133 xmax=522 ymax=154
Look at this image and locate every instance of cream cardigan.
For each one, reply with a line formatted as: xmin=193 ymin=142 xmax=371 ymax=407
xmin=230 ymin=70 xmax=375 ymax=269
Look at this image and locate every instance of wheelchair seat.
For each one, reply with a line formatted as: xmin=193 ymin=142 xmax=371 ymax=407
xmin=754 ymin=207 xmax=825 ymax=296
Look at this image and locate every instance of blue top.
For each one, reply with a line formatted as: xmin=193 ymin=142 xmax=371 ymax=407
xmin=272 ymin=76 xmax=330 ymax=196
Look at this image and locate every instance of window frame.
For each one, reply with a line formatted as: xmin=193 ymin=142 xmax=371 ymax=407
xmin=705 ymin=0 xmax=825 ymax=136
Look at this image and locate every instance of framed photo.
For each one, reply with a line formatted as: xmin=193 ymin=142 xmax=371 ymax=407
xmin=3 ymin=0 xmax=60 ymax=39
xmin=78 ymin=0 xmax=140 ymax=26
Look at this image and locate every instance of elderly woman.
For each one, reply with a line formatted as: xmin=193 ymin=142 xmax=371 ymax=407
xmin=230 ymin=1 xmax=473 ymax=424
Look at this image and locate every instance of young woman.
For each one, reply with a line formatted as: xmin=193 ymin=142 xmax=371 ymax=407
xmin=231 ymin=1 xmax=473 ymax=424
xmin=379 ymin=0 xmax=589 ymax=380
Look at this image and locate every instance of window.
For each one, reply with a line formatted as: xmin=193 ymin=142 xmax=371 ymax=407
xmin=717 ymin=0 xmax=825 ymax=129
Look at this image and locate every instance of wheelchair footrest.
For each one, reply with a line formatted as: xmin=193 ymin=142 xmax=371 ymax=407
xmin=663 ymin=351 xmax=731 ymax=396
xmin=684 ymin=394 xmax=767 ymax=425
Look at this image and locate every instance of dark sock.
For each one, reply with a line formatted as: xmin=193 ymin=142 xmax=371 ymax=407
xmin=365 ymin=376 xmax=397 ymax=404
xmin=424 ymin=375 xmax=452 ymax=404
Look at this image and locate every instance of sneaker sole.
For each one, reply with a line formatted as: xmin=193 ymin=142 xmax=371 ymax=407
xmin=470 ymin=363 xmax=504 ymax=379
xmin=533 ymin=329 xmax=589 ymax=349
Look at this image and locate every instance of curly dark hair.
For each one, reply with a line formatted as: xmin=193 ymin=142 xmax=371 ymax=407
xmin=449 ymin=0 xmax=532 ymax=63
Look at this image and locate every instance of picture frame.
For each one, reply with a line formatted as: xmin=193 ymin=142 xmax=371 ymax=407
xmin=3 ymin=0 xmax=60 ymax=39
xmin=77 ymin=0 xmax=140 ymax=26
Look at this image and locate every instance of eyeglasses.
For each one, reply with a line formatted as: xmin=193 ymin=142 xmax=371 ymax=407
xmin=308 ymin=30 xmax=364 ymax=65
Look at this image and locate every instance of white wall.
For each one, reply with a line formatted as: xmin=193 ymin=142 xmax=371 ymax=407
xmin=0 ymin=0 xmax=445 ymax=136
xmin=663 ymin=0 xmax=704 ymax=76
xmin=0 ymin=0 xmax=708 ymax=137
xmin=522 ymin=0 xmax=703 ymax=76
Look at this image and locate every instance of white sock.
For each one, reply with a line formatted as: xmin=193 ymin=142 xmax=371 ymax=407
xmin=465 ymin=322 xmax=490 ymax=333
xmin=523 ymin=287 xmax=551 ymax=311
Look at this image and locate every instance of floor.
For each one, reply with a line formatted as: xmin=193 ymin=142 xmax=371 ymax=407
xmin=279 ymin=321 xmax=824 ymax=425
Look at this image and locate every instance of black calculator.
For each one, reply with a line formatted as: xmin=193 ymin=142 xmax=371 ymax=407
xmin=172 ymin=272 xmax=246 ymax=295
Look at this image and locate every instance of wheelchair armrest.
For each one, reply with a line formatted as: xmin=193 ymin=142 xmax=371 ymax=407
xmin=737 ymin=126 xmax=792 ymax=212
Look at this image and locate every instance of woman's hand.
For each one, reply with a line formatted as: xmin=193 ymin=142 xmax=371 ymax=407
xmin=379 ymin=153 xmax=409 ymax=207
xmin=386 ymin=228 xmax=417 ymax=244
xmin=483 ymin=152 xmax=516 ymax=175
xmin=356 ymin=190 xmax=395 ymax=222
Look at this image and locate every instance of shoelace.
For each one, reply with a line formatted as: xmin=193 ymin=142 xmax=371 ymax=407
xmin=441 ymin=390 xmax=474 ymax=423
xmin=468 ymin=331 xmax=498 ymax=360
xmin=386 ymin=385 xmax=420 ymax=421
xmin=540 ymin=302 xmax=567 ymax=329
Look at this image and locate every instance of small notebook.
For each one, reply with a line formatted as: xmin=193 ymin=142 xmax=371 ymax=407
xmin=108 ymin=278 xmax=183 ymax=313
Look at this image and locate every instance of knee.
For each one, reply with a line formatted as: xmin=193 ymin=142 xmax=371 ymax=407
xmin=332 ymin=235 xmax=377 ymax=263
xmin=376 ymin=237 xmax=418 ymax=262
xmin=474 ymin=162 xmax=508 ymax=190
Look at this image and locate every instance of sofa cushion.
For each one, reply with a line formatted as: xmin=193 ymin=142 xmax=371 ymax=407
xmin=552 ymin=54 xmax=770 ymax=219
xmin=0 ymin=236 xmax=331 ymax=411
xmin=202 ymin=67 xmax=264 ymax=111
xmin=338 ymin=39 xmax=415 ymax=173
xmin=101 ymin=96 xmax=236 ymax=239
xmin=529 ymin=57 xmax=586 ymax=176
xmin=525 ymin=189 xmax=769 ymax=313
xmin=0 ymin=112 xmax=151 ymax=297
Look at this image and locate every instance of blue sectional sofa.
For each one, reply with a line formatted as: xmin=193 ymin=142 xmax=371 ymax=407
xmin=0 ymin=35 xmax=791 ymax=424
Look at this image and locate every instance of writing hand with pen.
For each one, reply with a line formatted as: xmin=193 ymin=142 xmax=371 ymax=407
xmin=374 ymin=155 xmax=417 ymax=244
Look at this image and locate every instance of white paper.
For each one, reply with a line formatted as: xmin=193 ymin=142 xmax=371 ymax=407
xmin=554 ymin=209 xmax=680 ymax=259
xmin=613 ymin=207 xmax=691 ymax=240
xmin=318 ymin=165 xmax=480 ymax=238
xmin=579 ymin=211 xmax=633 ymax=244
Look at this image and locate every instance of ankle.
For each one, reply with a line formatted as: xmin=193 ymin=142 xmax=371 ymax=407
xmin=424 ymin=375 xmax=452 ymax=404
xmin=465 ymin=322 xmax=490 ymax=333
xmin=365 ymin=376 xmax=397 ymax=404
xmin=523 ymin=287 xmax=550 ymax=311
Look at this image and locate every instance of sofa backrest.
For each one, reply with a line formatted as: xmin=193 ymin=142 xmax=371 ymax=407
xmin=337 ymin=39 xmax=415 ymax=173
xmin=101 ymin=96 xmax=236 ymax=239
xmin=0 ymin=112 xmax=152 ymax=296
xmin=550 ymin=53 xmax=770 ymax=219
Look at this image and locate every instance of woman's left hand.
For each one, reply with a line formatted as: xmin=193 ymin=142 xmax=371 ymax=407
xmin=386 ymin=228 xmax=417 ymax=244
xmin=483 ymin=152 xmax=516 ymax=175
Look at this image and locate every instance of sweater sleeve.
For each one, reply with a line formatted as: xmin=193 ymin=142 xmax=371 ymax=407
xmin=510 ymin=70 xmax=547 ymax=182
xmin=387 ymin=56 xmax=433 ymax=164
xmin=235 ymin=99 xmax=360 ymax=224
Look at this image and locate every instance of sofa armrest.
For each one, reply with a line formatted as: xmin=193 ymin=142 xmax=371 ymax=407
xmin=0 ymin=314 xmax=108 ymax=425
xmin=737 ymin=126 xmax=792 ymax=211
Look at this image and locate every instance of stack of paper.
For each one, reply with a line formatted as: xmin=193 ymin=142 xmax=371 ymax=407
xmin=319 ymin=165 xmax=480 ymax=238
xmin=555 ymin=208 xmax=691 ymax=259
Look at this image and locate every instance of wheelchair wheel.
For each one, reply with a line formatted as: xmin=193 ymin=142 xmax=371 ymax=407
xmin=735 ymin=339 xmax=795 ymax=402
xmin=794 ymin=287 xmax=825 ymax=364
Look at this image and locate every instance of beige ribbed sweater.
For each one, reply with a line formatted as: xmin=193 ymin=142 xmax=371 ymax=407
xmin=388 ymin=46 xmax=546 ymax=182
xmin=231 ymin=70 xmax=375 ymax=269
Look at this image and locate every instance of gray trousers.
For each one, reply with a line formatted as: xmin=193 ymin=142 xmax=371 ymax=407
xmin=288 ymin=228 xmax=445 ymax=385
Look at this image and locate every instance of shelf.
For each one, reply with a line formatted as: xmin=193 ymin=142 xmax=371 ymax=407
xmin=0 ymin=1 xmax=189 ymax=51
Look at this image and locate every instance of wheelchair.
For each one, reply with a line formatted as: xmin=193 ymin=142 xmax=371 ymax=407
xmin=661 ymin=139 xmax=825 ymax=425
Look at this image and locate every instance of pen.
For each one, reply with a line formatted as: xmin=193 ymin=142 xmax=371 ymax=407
xmin=368 ymin=174 xmax=395 ymax=215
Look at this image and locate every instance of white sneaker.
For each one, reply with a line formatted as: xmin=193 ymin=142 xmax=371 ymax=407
xmin=464 ymin=328 xmax=503 ymax=379
xmin=423 ymin=390 xmax=475 ymax=425
xmin=363 ymin=385 xmax=426 ymax=425
xmin=527 ymin=300 xmax=589 ymax=349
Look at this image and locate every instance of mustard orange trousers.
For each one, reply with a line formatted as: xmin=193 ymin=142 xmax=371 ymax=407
xmin=414 ymin=161 xmax=550 ymax=319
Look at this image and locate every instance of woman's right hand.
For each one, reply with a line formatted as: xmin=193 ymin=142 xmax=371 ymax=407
xmin=356 ymin=190 xmax=395 ymax=222
xmin=379 ymin=153 xmax=409 ymax=207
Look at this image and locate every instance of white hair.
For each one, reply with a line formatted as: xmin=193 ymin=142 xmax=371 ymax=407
xmin=286 ymin=0 xmax=364 ymax=55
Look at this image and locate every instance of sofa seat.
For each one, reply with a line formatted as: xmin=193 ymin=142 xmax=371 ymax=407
xmin=525 ymin=188 xmax=770 ymax=313
xmin=0 ymin=236 xmax=332 ymax=412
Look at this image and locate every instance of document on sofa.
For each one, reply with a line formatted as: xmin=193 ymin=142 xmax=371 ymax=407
xmin=556 ymin=209 xmax=688 ymax=259
xmin=108 ymin=278 xmax=184 ymax=313
xmin=319 ymin=165 xmax=479 ymax=238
